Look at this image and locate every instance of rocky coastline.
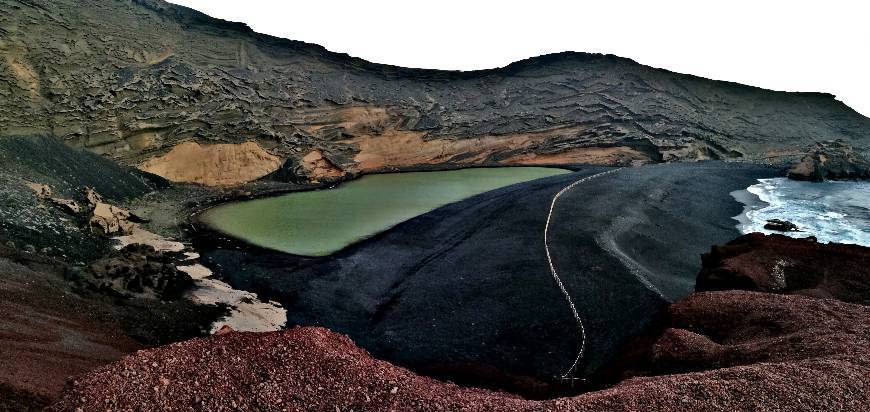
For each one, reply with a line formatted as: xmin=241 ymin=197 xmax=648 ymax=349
xmin=787 ymin=140 xmax=870 ymax=181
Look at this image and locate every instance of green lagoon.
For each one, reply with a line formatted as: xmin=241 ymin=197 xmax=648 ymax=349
xmin=200 ymin=167 xmax=569 ymax=256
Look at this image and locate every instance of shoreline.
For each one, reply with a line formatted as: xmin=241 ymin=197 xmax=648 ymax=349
xmin=175 ymin=164 xmax=585 ymax=334
xmin=729 ymin=177 xmax=870 ymax=246
xmin=195 ymin=166 xmax=574 ymax=257
xmin=729 ymin=183 xmax=769 ymax=232
xmin=186 ymin=161 xmax=782 ymax=397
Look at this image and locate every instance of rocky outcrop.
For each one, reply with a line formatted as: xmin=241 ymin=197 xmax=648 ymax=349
xmin=0 ymin=247 xmax=141 ymax=408
xmin=0 ymin=136 xmax=165 ymax=260
xmin=24 ymin=181 xmax=83 ymax=213
xmin=697 ymin=233 xmax=870 ymax=304
xmin=299 ymin=149 xmax=347 ymax=182
xmin=84 ymin=188 xmax=136 ymax=235
xmin=652 ymin=291 xmax=870 ymax=375
xmin=0 ymin=243 xmax=228 ymax=408
xmin=763 ymin=218 xmax=800 ymax=232
xmin=1 ymin=0 xmax=868 ymax=185
xmin=73 ymin=244 xmax=193 ymax=300
xmin=787 ymin=140 xmax=870 ymax=181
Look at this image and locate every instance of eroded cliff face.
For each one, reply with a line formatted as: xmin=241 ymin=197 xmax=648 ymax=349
xmin=2 ymin=0 xmax=869 ymax=185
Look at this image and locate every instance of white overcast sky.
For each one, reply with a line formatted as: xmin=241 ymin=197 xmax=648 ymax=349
xmin=169 ymin=0 xmax=869 ymax=117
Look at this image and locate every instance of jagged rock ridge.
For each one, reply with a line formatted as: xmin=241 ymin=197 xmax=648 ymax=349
xmin=2 ymin=0 xmax=868 ymax=184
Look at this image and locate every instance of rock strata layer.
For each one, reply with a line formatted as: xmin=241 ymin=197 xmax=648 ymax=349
xmin=2 ymin=0 xmax=868 ymax=184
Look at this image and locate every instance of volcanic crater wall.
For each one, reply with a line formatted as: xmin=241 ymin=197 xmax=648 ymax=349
xmin=1 ymin=0 xmax=869 ymax=185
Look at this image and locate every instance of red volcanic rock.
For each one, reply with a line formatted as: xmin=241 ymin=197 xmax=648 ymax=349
xmin=655 ymin=291 xmax=870 ymax=374
xmin=53 ymin=289 xmax=870 ymax=411
xmin=0 ymin=252 xmax=141 ymax=403
xmin=652 ymin=328 xmax=724 ymax=372
xmin=697 ymin=233 xmax=870 ymax=303
xmin=51 ymin=327 xmax=529 ymax=411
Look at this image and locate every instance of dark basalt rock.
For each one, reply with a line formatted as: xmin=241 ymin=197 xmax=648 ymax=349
xmin=83 ymin=244 xmax=193 ymax=300
xmin=697 ymin=233 xmax=870 ymax=304
xmin=763 ymin=218 xmax=800 ymax=232
xmin=787 ymin=140 xmax=870 ymax=181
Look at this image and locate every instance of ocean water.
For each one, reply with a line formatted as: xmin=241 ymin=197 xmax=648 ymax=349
xmin=734 ymin=177 xmax=870 ymax=246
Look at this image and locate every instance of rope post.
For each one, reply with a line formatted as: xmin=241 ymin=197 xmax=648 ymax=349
xmin=544 ymin=168 xmax=622 ymax=380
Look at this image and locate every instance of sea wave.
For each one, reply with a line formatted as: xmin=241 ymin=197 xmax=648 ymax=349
xmin=733 ymin=178 xmax=870 ymax=247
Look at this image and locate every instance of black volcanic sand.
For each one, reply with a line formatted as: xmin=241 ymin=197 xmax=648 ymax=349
xmin=0 ymin=136 xmax=167 ymax=261
xmin=196 ymin=162 xmax=778 ymax=396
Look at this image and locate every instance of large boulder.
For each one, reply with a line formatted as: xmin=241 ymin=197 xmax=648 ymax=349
xmin=787 ymin=140 xmax=870 ymax=181
xmin=763 ymin=218 xmax=800 ymax=232
xmin=84 ymin=187 xmax=136 ymax=235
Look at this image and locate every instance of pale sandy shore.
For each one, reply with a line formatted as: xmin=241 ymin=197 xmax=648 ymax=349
xmin=113 ymin=228 xmax=286 ymax=333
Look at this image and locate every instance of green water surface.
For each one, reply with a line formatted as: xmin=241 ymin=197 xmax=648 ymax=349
xmin=200 ymin=167 xmax=570 ymax=256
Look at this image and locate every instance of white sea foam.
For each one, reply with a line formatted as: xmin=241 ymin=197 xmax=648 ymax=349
xmin=733 ymin=178 xmax=870 ymax=246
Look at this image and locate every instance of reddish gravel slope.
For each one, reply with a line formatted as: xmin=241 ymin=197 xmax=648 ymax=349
xmin=0 ymin=251 xmax=140 ymax=406
xmin=697 ymin=233 xmax=870 ymax=303
xmin=53 ymin=290 xmax=870 ymax=411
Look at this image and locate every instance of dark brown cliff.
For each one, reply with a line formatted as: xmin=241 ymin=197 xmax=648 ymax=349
xmin=2 ymin=0 xmax=868 ymax=185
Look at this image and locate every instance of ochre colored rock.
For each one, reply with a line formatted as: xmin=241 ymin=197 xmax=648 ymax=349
xmin=83 ymin=188 xmax=135 ymax=235
xmin=139 ymin=141 xmax=283 ymax=186
xmin=23 ymin=181 xmax=52 ymax=199
xmin=299 ymin=149 xmax=346 ymax=183
xmin=89 ymin=202 xmax=135 ymax=235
